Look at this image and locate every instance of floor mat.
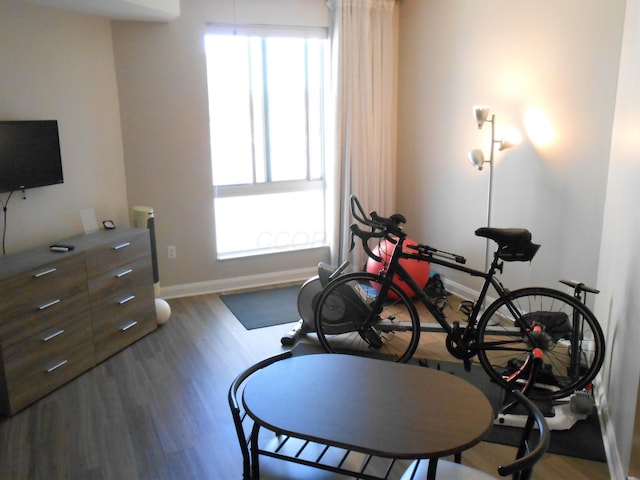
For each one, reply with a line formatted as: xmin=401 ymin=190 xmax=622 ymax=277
xmin=221 ymin=285 xmax=301 ymax=330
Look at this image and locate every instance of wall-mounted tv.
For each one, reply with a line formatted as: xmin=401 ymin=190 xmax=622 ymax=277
xmin=0 ymin=120 xmax=64 ymax=194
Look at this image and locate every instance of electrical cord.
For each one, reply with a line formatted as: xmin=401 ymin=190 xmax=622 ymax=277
xmin=1 ymin=190 xmax=17 ymax=256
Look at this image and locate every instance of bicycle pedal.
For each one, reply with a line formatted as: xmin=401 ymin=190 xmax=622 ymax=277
xmin=458 ymin=300 xmax=474 ymax=316
xmin=463 ymin=358 xmax=472 ymax=372
xmin=434 ymin=297 xmax=448 ymax=312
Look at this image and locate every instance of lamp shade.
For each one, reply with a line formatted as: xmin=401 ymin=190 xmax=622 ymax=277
xmin=474 ymin=106 xmax=490 ymax=129
xmin=498 ymin=129 xmax=521 ymax=151
xmin=468 ymin=149 xmax=485 ymax=170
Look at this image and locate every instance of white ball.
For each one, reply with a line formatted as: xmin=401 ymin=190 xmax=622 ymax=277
xmin=155 ymin=298 xmax=171 ymax=325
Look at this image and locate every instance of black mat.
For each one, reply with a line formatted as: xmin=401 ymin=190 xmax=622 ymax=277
xmin=419 ymin=360 xmax=607 ymax=462
xmin=221 ymin=285 xmax=301 ymax=330
xmin=487 ymin=412 xmax=606 ymax=462
xmin=290 ymin=344 xmax=606 ymax=462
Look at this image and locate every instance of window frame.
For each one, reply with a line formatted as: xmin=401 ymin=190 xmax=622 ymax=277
xmin=205 ymin=23 xmax=330 ymax=258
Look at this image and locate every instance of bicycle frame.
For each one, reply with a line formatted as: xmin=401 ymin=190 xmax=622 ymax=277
xmin=367 ymin=235 xmax=532 ymax=348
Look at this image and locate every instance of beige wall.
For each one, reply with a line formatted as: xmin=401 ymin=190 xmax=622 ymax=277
xmin=397 ymin=0 xmax=635 ymax=475
xmin=396 ymin=0 xmax=624 ymax=298
xmin=0 ymin=1 xmax=129 ymax=252
xmin=595 ymin=0 xmax=640 ymax=476
xmin=111 ymin=0 xmax=331 ymax=295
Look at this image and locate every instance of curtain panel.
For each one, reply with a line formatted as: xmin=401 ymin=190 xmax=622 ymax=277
xmin=327 ymin=0 xmax=398 ymax=269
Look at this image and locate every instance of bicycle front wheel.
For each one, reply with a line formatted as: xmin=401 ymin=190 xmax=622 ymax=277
xmin=476 ymin=287 xmax=605 ymax=400
xmin=314 ymin=272 xmax=420 ymax=363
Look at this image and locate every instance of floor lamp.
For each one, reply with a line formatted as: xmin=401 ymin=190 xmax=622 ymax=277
xmin=468 ymin=106 xmax=518 ymax=272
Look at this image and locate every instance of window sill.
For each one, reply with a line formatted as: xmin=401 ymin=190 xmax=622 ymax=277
xmin=217 ymin=242 xmax=328 ymax=261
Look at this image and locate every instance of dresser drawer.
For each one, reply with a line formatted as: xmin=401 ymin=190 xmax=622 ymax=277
xmin=0 ymin=254 xmax=87 ymax=316
xmin=0 ymin=287 xmax=90 ymax=347
xmin=84 ymin=231 xmax=150 ymax=278
xmin=88 ymin=256 xmax=153 ymax=299
xmin=2 ymin=321 xmax=94 ymax=413
xmin=3 ymin=315 xmax=93 ymax=383
xmin=93 ymin=297 xmax=156 ymax=363
xmin=90 ymin=257 xmax=156 ymax=362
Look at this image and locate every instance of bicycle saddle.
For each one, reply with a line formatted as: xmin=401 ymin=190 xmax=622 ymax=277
xmin=475 ymin=227 xmax=531 ymax=244
xmin=475 ymin=227 xmax=541 ymax=262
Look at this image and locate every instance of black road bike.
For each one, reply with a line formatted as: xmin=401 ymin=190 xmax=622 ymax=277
xmin=313 ymin=196 xmax=605 ymax=401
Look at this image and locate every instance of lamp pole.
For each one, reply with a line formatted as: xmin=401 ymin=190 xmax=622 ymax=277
xmin=485 ymin=113 xmax=496 ymax=273
xmin=470 ymin=106 xmax=517 ymax=274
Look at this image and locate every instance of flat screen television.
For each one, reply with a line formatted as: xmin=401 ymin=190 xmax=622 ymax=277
xmin=0 ymin=120 xmax=64 ymax=194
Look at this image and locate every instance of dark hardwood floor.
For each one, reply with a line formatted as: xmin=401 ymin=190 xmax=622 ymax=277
xmin=0 ymin=293 xmax=611 ymax=479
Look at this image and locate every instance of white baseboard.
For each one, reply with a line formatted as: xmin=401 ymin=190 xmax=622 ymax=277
xmin=161 ymin=270 xmax=477 ymax=303
xmin=440 ymin=277 xmax=498 ymax=306
xmin=595 ymin=383 xmax=624 ymax=479
xmin=158 ymin=266 xmax=317 ymax=299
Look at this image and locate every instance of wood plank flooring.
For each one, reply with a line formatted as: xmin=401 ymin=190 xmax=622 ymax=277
xmin=0 ymin=292 xmax=611 ymax=479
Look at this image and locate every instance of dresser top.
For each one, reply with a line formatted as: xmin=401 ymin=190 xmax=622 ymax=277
xmin=0 ymin=228 xmax=148 ymax=280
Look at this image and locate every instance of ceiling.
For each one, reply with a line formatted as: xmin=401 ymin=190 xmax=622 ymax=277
xmin=17 ymin=0 xmax=180 ymax=22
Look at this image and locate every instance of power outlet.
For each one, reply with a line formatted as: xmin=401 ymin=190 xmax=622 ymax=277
xmin=167 ymin=246 xmax=176 ymax=259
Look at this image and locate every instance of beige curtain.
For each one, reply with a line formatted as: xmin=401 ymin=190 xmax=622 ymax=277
xmin=326 ymin=0 xmax=398 ymax=270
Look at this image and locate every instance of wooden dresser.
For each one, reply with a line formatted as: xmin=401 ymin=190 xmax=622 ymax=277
xmin=0 ymin=228 xmax=157 ymax=415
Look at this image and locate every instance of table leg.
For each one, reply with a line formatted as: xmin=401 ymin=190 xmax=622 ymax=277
xmin=427 ymin=457 xmax=439 ymax=480
xmin=250 ymin=423 xmax=261 ymax=479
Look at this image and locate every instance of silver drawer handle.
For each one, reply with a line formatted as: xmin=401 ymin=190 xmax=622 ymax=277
xmin=42 ymin=329 xmax=65 ymax=342
xmin=118 ymin=295 xmax=135 ymax=305
xmin=121 ymin=320 xmax=138 ymax=331
xmin=113 ymin=242 xmax=131 ymax=251
xmin=39 ymin=299 xmax=61 ymax=310
xmin=46 ymin=359 xmax=68 ymax=373
xmin=33 ymin=267 xmax=57 ymax=278
xmin=116 ymin=268 xmax=133 ymax=278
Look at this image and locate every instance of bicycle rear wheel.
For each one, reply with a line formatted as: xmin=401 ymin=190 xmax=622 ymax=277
xmin=314 ymin=272 xmax=420 ymax=363
xmin=476 ymin=287 xmax=605 ymax=400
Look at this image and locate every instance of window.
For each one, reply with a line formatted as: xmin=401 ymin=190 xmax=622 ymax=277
xmin=205 ymin=27 xmax=329 ymax=258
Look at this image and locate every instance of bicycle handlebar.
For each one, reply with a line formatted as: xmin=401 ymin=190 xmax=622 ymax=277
xmin=349 ymin=195 xmax=406 ymax=262
xmin=349 ymin=195 xmax=467 ymax=265
xmin=350 ymin=195 xmax=406 ymax=235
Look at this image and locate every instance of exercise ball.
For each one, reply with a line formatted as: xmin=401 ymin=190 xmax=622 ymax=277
xmin=366 ymin=238 xmax=430 ymax=299
xmin=155 ymin=298 xmax=172 ymax=325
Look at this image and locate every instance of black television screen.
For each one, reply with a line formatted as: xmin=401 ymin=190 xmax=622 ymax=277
xmin=0 ymin=120 xmax=64 ymax=194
